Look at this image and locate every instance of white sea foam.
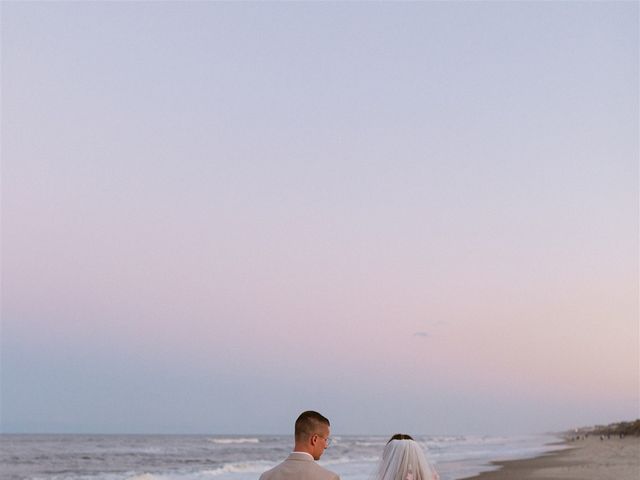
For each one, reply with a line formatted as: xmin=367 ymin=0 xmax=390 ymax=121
xmin=354 ymin=441 xmax=386 ymax=447
xmin=127 ymin=474 xmax=158 ymax=480
xmin=202 ymin=461 xmax=276 ymax=475
xmin=207 ymin=438 xmax=261 ymax=445
xmin=321 ymin=456 xmax=379 ymax=466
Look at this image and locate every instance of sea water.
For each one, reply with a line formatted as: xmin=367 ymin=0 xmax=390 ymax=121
xmin=0 ymin=434 xmax=565 ymax=480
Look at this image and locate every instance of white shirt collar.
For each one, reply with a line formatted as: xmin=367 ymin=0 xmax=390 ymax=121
xmin=292 ymin=451 xmax=314 ymax=459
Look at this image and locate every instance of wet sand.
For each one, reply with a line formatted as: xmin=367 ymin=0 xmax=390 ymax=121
xmin=459 ymin=436 xmax=640 ymax=480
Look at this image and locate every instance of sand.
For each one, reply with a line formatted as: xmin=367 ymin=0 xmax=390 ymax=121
xmin=459 ymin=436 xmax=640 ymax=480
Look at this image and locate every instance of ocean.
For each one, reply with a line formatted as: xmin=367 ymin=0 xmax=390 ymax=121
xmin=0 ymin=434 xmax=566 ymax=480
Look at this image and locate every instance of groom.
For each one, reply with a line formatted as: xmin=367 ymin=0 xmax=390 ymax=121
xmin=260 ymin=411 xmax=340 ymax=480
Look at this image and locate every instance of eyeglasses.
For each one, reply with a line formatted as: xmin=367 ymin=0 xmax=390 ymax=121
xmin=314 ymin=434 xmax=332 ymax=446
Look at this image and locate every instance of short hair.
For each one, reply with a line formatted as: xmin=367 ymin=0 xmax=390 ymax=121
xmin=295 ymin=411 xmax=330 ymax=441
xmin=387 ymin=433 xmax=414 ymax=443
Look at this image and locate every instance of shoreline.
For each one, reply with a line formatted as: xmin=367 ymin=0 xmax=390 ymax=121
xmin=458 ymin=435 xmax=640 ymax=480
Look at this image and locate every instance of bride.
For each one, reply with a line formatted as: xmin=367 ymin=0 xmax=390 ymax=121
xmin=373 ymin=434 xmax=439 ymax=480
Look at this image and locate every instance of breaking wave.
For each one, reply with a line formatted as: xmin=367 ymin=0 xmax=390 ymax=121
xmin=207 ymin=438 xmax=260 ymax=445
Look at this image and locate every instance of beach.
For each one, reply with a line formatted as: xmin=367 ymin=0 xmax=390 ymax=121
xmin=460 ymin=436 xmax=640 ymax=480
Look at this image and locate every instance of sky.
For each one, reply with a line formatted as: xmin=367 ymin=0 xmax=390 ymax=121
xmin=1 ymin=1 xmax=638 ymax=436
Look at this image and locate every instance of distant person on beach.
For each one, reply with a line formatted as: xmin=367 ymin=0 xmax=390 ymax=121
xmin=373 ymin=434 xmax=439 ymax=480
xmin=259 ymin=411 xmax=339 ymax=480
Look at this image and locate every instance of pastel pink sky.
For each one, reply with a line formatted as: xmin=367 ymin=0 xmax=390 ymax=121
xmin=2 ymin=2 xmax=638 ymax=434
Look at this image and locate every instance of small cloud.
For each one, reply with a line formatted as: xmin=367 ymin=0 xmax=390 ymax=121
xmin=413 ymin=331 xmax=430 ymax=338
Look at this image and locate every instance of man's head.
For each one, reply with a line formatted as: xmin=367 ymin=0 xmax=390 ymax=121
xmin=294 ymin=410 xmax=331 ymax=460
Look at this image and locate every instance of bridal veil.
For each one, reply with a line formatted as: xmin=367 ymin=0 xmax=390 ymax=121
xmin=374 ymin=439 xmax=439 ymax=480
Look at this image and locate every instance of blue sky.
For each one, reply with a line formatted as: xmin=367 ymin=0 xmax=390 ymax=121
xmin=1 ymin=1 xmax=638 ymax=435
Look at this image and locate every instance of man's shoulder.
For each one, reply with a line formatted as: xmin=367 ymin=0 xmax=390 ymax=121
xmin=311 ymin=462 xmax=340 ymax=479
xmin=258 ymin=464 xmax=277 ymax=480
xmin=258 ymin=460 xmax=286 ymax=479
xmin=259 ymin=456 xmax=339 ymax=480
xmin=297 ymin=459 xmax=339 ymax=480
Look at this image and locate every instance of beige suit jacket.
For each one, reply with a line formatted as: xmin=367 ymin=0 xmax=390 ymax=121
xmin=259 ymin=452 xmax=340 ymax=480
